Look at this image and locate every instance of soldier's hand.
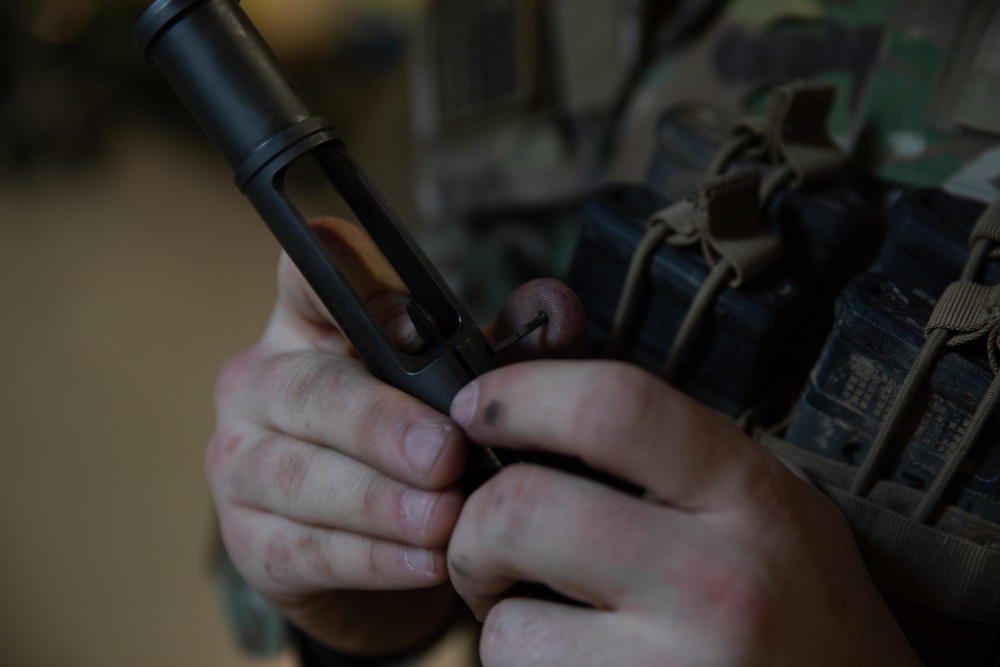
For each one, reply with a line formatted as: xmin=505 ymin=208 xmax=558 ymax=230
xmin=206 ymin=216 xmax=585 ymax=656
xmin=447 ymin=360 xmax=922 ymax=666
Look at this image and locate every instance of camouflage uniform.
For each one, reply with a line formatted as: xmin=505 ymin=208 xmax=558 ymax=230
xmin=413 ymin=0 xmax=1000 ymax=316
xmin=610 ymin=0 xmax=1000 ymax=202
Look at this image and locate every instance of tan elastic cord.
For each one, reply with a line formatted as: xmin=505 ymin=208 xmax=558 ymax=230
xmin=604 ymin=203 xmax=695 ymax=359
xmin=703 ymin=82 xmax=846 ymax=195
xmin=913 ymin=281 xmax=1000 ymax=523
xmin=661 ymin=171 xmax=785 ymax=377
xmin=969 ymin=199 xmax=1000 ymax=264
xmin=848 ymin=327 xmax=951 ymax=498
xmin=660 ymin=259 xmax=732 ymax=378
xmin=602 ymin=170 xmax=783 ymax=373
xmin=851 ymin=280 xmax=1000 ymax=523
xmin=850 ymin=203 xmax=1000 ymax=500
xmin=911 ymin=371 xmax=1000 ymax=524
xmin=702 ymin=131 xmax=757 ymax=181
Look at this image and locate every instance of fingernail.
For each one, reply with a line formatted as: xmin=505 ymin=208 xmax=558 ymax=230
xmin=404 ymin=424 xmax=449 ymax=475
xmin=401 ymin=488 xmax=436 ymax=532
xmin=404 ymin=546 xmax=436 ymax=575
xmin=450 ymin=380 xmax=479 ymax=430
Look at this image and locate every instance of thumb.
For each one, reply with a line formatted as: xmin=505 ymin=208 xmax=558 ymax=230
xmin=489 ymin=279 xmax=588 ymax=361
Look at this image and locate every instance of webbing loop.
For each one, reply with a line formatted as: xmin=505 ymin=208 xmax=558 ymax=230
xmin=844 ymin=197 xmax=1000 ymax=530
xmin=850 ymin=281 xmax=1000 ymax=513
xmin=924 ymin=281 xmax=1000 ymax=372
xmin=668 ymin=169 xmax=783 ymax=286
xmin=604 ymin=170 xmax=783 ymax=376
xmin=911 ymin=281 xmax=1000 ymax=523
xmin=970 ymin=200 xmax=1000 ymax=259
xmin=703 ymin=82 xmax=846 ymax=194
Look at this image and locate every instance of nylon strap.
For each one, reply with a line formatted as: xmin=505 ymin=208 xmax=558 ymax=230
xmin=848 ymin=327 xmax=950 ymax=498
xmin=704 ymin=83 xmax=847 ymax=190
xmin=660 ymin=259 xmax=732 ymax=380
xmin=851 ymin=199 xmax=1000 ymax=503
xmin=971 ymin=199 xmax=1000 ymax=259
xmin=657 ymin=170 xmax=783 ymax=378
xmin=852 ymin=280 xmax=1000 ymax=522
xmin=604 ymin=202 xmax=694 ymax=360
xmin=662 ymin=169 xmax=783 ymax=286
xmin=604 ymin=170 xmax=783 ymax=364
xmin=924 ymin=281 xmax=1000 ymax=371
xmin=904 ymin=281 xmax=1000 ymax=522
xmin=912 ymin=370 xmax=1000 ymax=524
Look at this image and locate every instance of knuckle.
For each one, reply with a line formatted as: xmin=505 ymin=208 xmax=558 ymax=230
xmin=244 ymin=435 xmax=315 ymax=505
xmin=274 ymin=443 xmax=315 ymax=505
xmin=261 ymin=526 xmax=337 ymax=592
xmin=479 ymin=602 xmax=547 ymax=667
xmin=204 ymin=429 xmax=243 ymax=484
xmin=350 ymin=472 xmax=384 ymax=527
xmin=355 ymin=385 xmax=404 ymax=437
xmin=364 ymin=541 xmax=385 ymax=581
xmin=263 ymin=530 xmax=303 ymax=588
xmin=356 ymin=388 xmax=438 ymax=471
xmin=473 ymin=466 xmax=549 ymax=555
xmin=598 ymin=364 xmax=660 ymax=420
xmin=360 ymin=538 xmax=391 ymax=584
xmin=258 ymin=352 xmax=356 ymax=424
xmin=302 ymin=527 xmax=338 ymax=586
xmin=274 ymin=354 xmax=337 ymax=418
xmin=283 ymin=527 xmax=393 ymax=591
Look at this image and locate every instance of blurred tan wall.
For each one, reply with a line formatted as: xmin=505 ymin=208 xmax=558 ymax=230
xmin=0 ymin=2 xmax=421 ymax=665
xmin=0 ymin=121 xmax=286 ymax=667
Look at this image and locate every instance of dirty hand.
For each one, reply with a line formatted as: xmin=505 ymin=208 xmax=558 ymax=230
xmin=447 ymin=361 xmax=921 ymax=666
xmin=206 ymin=216 xmax=586 ymax=656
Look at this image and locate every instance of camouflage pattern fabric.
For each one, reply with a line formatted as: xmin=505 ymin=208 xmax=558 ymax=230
xmin=419 ymin=0 xmax=1000 ymax=317
xmin=608 ymin=0 xmax=889 ymax=186
xmin=417 ymin=0 xmax=1000 ymax=319
xmin=610 ymin=0 xmax=1000 ymax=203
xmin=864 ymin=0 xmax=1000 ymax=202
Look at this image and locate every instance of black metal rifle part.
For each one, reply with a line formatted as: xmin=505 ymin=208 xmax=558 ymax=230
xmin=133 ymin=0 xmax=553 ymax=490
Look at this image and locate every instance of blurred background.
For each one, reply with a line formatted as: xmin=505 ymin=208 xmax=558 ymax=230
xmin=0 ymin=1 xmax=429 ymax=665
xmin=0 ymin=0 xmax=638 ymax=665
